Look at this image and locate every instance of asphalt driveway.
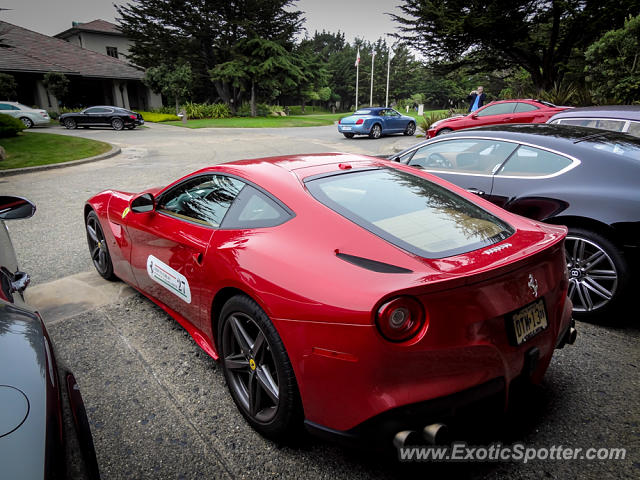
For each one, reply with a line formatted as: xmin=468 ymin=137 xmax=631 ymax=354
xmin=3 ymin=123 xmax=638 ymax=479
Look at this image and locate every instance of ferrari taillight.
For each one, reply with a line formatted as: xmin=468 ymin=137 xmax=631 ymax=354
xmin=356 ymin=118 xmax=364 ymax=125
xmin=376 ymin=296 xmax=426 ymax=342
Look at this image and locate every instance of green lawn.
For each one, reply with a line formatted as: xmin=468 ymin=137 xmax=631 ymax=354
xmin=165 ymin=113 xmax=345 ymax=128
xmin=163 ymin=110 xmax=453 ymax=129
xmin=0 ymin=131 xmax=112 ymax=170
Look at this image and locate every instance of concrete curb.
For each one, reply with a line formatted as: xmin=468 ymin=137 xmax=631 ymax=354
xmin=0 ymin=143 xmax=121 ymax=177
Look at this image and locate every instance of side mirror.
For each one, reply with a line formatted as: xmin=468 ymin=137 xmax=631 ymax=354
xmin=471 ymin=114 xmax=478 ymax=119
xmin=0 ymin=196 xmax=36 ymax=220
xmin=391 ymin=156 xmax=401 ymax=162
xmin=130 ymin=193 xmax=155 ymax=213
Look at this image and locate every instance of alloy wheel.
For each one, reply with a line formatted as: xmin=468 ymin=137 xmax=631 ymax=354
xmin=20 ymin=117 xmax=34 ymax=128
xmin=565 ymin=235 xmax=618 ymax=312
xmin=86 ymin=215 xmax=110 ymax=276
xmin=222 ymin=312 xmax=280 ymax=423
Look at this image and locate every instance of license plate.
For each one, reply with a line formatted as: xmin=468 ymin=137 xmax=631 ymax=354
xmin=342 ymin=126 xmax=352 ymax=131
xmin=508 ymin=299 xmax=548 ymax=345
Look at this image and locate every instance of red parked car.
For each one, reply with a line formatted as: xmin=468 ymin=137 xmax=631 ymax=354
xmin=84 ymin=153 xmax=576 ymax=446
xmin=428 ymin=99 xmax=569 ymax=138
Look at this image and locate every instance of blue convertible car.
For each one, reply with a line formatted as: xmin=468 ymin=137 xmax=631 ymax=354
xmin=337 ymin=107 xmax=416 ymax=139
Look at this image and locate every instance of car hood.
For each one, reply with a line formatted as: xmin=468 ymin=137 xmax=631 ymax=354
xmin=0 ymin=302 xmax=50 ymax=479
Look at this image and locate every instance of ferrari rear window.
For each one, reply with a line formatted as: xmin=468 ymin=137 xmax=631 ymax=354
xmin=306 ymin=168 xmax=514 ymax=258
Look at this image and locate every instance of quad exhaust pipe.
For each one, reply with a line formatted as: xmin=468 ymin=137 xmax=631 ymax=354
xmin=393 ymin=423 xmax=449 ymax=449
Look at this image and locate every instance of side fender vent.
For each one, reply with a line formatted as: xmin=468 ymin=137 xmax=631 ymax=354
xmin=335 ymin=252 xmax=413 ymax=274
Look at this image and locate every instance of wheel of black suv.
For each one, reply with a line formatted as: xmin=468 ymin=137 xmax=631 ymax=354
xmin=404 ymin=121 xmax=416 ymax=136
xmin=85 ymin=211 xmax=116 ymax=280
xmin=219 ymin=295 xmax=302 ymax=439
xmin=343 ymin=132 xmax=354 ymax=138
xmin=111 ymin=118 xmax=124 ymax=131
xmin=565 ymin=227 xmax=629 ymax=320
xmin=369 ymin=123 xmax=382 ymax=139
xmin=64 ymin=118 xmax=77 ymax=129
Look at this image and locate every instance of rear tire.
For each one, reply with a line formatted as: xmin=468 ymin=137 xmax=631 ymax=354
xmin=343 ymin=132 xmax=354 ymax=138
xmin=20 ymin=117 xmax=34 ymax=128
xmin=565 ymin=227 xmax=629 ymax=321
xmin=219 ymin=294 xmax=302 ymax=439
xmin=111 ymin=118 xmax=124 ymax=131
xmin=369 ymin=123 xmax=382 ymax=139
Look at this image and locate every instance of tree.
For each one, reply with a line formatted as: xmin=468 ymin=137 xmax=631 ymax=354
xmin=210 ymin=37 xmax=304 ymax=116
xmin=117 ymin=0 xmax=303 ymax=106
xmin=0 ymin=73 xmax=17 ymax=100
xmin=585 ymin=14 xmax=640 ymax=104
xmin=144 ymin=64 xmax=192 ymax=114
xmin=392 ymin=0 xmax=640 ymax=89
xmin=42 ymin=72 xmax=69 ymax=108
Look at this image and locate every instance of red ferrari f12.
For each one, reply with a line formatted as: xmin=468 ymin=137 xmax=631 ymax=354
xmin=85 ymin=153 xmax=576 ymax=445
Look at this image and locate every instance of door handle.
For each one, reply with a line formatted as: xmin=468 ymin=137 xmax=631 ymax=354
xmin=466 ymin=188 xmax=485 ymax=196
xmin=192 ymin=252 xmax=204 ymax=265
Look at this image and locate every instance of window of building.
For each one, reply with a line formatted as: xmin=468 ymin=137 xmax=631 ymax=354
xmin=106 ymin=46 xmax=118 ymax=58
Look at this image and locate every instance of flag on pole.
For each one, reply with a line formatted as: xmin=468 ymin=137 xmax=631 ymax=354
xmin=355 ymin=48 xmax=360 ymax=67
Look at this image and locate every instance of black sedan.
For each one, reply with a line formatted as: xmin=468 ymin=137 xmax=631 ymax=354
xmin=60 ymin=105 xmax=143 ymax=131
xmin=0 ymin=196 xmax=100 ymax=479
xmin=389 ymin=124 xmax=640 ymax=320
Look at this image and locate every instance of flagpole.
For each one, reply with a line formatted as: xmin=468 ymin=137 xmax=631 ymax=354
xmin=370 ymin=50 xmax=375 ymax=107
xmin=355 ymin=62 xmax=359 ymax=111
xmin=355 ymin=47 xmax=360 ymax=110
xmin=385 ymin=49 xmax=391 ymax=107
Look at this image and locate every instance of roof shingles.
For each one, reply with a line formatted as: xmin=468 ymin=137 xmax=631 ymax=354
xmin=0 ymin=21 xmax=143 ymax=80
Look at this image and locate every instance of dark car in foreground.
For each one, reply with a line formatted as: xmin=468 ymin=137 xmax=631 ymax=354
xmin=60 ymin=106 xmax=143 ymax=131
xmin=0 ymin=196 xmax=100 ymax=479
xmin=427 ymin=100 xmax=568 ymax=138
xmin=84 ymin=153 xmax=575 ymax=447
xmin=338 ymin=107 xmax=416 ymax=139
xmin=390 ymin=124 xmax=640 ymax=320
xmin=547 ymin=105 xmax=640 ymax=138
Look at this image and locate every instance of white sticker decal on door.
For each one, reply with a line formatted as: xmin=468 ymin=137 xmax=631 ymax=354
xmin=147 ymin=255 xmax=191 ymax=303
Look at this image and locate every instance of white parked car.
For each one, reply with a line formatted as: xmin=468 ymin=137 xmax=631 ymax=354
xmin=0 ymin=101 xmax=50 ymax=128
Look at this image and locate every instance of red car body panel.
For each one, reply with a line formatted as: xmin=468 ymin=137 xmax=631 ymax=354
xmin=86 ymin=153 xmax=572 ymax=433
xmin=427 ymin=99 xmax=569 ymax=138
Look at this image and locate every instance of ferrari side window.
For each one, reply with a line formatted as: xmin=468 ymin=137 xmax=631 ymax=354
xmin=222 ymin=185 xmax=292 ymax=229
xmin=158 ymin=175 xmax=245 ymax=227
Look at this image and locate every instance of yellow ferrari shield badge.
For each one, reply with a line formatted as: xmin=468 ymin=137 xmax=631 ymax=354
xmin=122 ymin=206 xmax=131 ymax=219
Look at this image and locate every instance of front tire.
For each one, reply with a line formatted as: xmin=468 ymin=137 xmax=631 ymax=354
xmin=565 ymin=227 xmax=629 ymax=320
xmin=436 ymin=128 xmax=453 ymax=136
xmin=85 ymin=211 xmax=116 ymax=280
xmin=20 ymin=117 xmax=34 ymax=128
xmin=64 ymin=118 xmax=77 ymax=129
xmin=369 ymin=123 xmax=382 ymax=139
xmin=219 ymin=295 xmax=302 ymax=439
xmin=111 ymin=118 xmax=124 ymax=131
xmin=343 ymin=132 xmax=354 ymax=138
xmin=404 ymin=122 xmax=416 ymax=136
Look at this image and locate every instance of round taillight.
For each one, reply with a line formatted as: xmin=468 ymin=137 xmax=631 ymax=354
xmin=376 ymin=296 xmax=426 ymax=342
xmin=356 ymin=118 xmax=364 ymax=125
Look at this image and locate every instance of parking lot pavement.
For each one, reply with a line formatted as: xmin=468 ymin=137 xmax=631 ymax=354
xmin=47 ymin=289 xmax=639 ymax=479
xmin=5 ymin=123 xmax=639 ymax=478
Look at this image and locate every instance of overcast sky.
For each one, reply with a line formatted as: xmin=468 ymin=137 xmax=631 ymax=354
xmin=1 ymin=0 xmax=404 ymax=43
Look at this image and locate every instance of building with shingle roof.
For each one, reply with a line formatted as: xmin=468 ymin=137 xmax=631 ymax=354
xmin=0 ymin=20 xmax=161 ymax=110
xmin=55 ymin=19 xmax=132 ymax=63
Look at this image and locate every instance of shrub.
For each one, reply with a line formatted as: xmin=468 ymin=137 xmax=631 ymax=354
xmin=236 ymin=102 xmax=270 ymax=117
xmin=0 ymin=113 xmax=26 ymax=138
xmin=182 ymin=101 xmax=231 ymax=119
xmin=417 ymin=111 xmax=450 ymax=134
xmin=136 ymin=111 xmax=180 ymax=122
xmin=47 ymin=110 xmax=60 ymax=120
